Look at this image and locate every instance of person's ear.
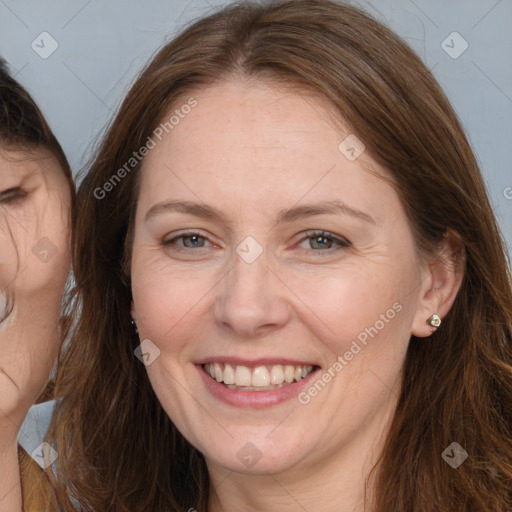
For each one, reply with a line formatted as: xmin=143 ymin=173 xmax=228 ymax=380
xmin=130 ymin=299 xmax=137 ymax=323
xmin=411 ymin=230 xmax=465 ymax=338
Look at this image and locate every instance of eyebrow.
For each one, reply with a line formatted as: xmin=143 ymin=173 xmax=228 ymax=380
xmin=145 ymin=199 xmax=233 ymax=226
xmin=144 ymin=199 xmax=376 ymax=226
xmin=276 ymin=200 xmax=376 ymax=225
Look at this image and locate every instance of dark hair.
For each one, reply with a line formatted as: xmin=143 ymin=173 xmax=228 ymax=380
xmin=47 ymin=1 xmax=512 ymax=510
xmin=0 ymin=57 xmax=72 ymax=179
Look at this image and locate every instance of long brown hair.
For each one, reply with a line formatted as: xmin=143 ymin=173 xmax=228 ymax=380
xmin=45 ymin=1 xmax=512 ymax=510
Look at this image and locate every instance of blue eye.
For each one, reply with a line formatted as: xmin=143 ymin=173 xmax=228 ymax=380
xmin=163 ymin=233 xmax=206 ymax=249
xmin=297 ymin=230 xmax=351 ymax=253
xmin=162 ymin=232 xmax=211 ymax=250
xmin=162 ymin=230 xmax=351 ymax=255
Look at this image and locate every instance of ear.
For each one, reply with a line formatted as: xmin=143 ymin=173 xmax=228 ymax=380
xmin=130 ymin=299 xmax=137 ymax=323
xmin=411 ymin=230 xmax=465 ymax=338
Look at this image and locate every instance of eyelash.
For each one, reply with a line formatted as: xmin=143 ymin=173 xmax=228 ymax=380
xmin=0 ymin=187 xmax=27 ymax=204
xmin=300 ymin=230 xmax=351 ymax=252
xmin=162 ymin=230 xmax=351 ymax=254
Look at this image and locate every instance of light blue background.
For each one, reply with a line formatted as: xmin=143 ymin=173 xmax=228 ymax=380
xmin=1 ymin=0 xmax=511 ymax=252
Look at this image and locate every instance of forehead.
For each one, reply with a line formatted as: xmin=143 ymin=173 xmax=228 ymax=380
xmin=137 ymin=80 xmax=395 ymax=221
xmin=0 ymin=147 xmax=56 ymax=169
xmin=0 ymin=147 xmax=68 ymax=188
xmin=154 ymin=79 xmax=345 ymax=159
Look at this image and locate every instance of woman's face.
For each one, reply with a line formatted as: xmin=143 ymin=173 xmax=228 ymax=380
xmin=0 ymin=148 xmax=70 ymax=413
xmin=130 ymin=80 xmax=432 ymax=476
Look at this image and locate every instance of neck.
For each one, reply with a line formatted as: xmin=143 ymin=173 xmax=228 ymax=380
xmin=0 ymin=441 xmax=22 ymax=512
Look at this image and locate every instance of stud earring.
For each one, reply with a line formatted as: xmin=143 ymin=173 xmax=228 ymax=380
xmin=130 ymin=318 xmax=139 ymax=334
xmin=426 ymin=313 xmax=441 ymax=332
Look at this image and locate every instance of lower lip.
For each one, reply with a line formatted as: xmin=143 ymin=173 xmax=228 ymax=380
xmin=197 ymin=365 xmax=320 ymax=409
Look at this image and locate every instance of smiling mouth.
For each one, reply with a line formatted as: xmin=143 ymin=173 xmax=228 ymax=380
xmin=202 ymin=362 xmax=317 ymax=391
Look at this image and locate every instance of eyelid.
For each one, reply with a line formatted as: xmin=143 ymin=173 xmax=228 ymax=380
xmin=162 ymin=230 xmax=215 ymax=248
xmin=0 ymin=187 xmax=27 ymax=204
xmin=296 ymin=230 xmax=351 ymax=251
xmin=162 ymin=229 xmax=351 ymax=252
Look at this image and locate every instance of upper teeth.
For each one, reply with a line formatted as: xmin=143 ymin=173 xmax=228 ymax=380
xmin=204 ymin=363 xmax=314 ymax=387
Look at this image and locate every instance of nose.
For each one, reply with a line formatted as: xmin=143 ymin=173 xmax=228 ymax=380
xmin=213 ymin=246 xmax=291 ymax=339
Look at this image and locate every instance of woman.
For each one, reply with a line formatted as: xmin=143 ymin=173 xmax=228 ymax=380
xmin=45 ymin=0 xmax=512 ymax=510
xmin=0 ymin=57 xmax=73 ymax=511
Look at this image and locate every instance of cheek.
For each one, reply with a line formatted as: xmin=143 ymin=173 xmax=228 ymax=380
xmin=288 ymin=266 xmax=402 ymax=356
xmin=0 ymin=220 xmax=19 ymax=279
xmin=131 ymin=257 xmax=215 ymax=348
xmin=46 ymin=187 xmax=70 ymax=233
xmin=43 ymin=190 xmax=71 ymax=271
xmin=30 ymin=187 xmax=71 ymax=288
